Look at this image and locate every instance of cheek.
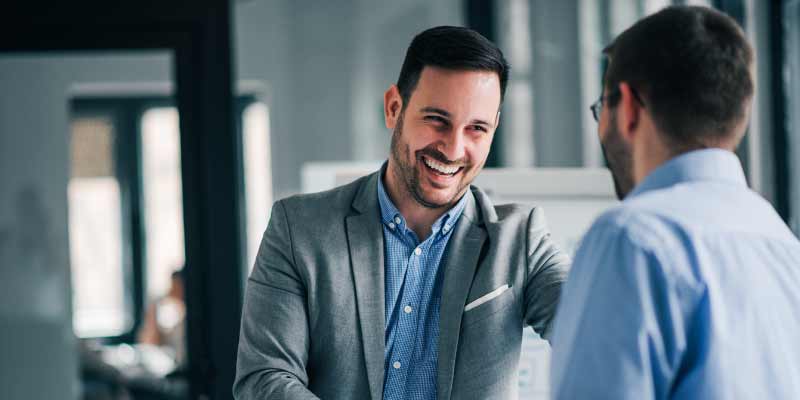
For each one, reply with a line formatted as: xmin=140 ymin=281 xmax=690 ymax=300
xmin=469 ymin=137 xmax=493 ymax=164
xmin=404 ymin=125 xmax=438 ymax=151
xmin=598 ymin=111 xmax=613 ymax=138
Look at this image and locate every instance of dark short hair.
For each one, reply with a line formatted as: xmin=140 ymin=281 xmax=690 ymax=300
xmin=397 ymin=26 xmax=510 ymax=108
xmin=603 ymin=6 xmax=754 ymax=150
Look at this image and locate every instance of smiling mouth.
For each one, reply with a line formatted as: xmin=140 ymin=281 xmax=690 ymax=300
xmin=422 ymin=155 xmax=464 ymax=177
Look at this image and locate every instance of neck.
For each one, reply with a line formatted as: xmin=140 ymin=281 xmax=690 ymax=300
xmin=632 ymin=129 xmax=672 ymax=186
xmin=384 ymin=161 xmax=453 ymax=241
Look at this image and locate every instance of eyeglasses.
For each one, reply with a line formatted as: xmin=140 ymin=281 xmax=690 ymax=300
xmin=589 ymin=87 xmax=644 ymax=122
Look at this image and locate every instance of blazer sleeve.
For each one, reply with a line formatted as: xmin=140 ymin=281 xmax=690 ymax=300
xmin=522 ymin=206 xmax=571 ymax=342
xmin=233 ymin=200 xmax=320 ymax=400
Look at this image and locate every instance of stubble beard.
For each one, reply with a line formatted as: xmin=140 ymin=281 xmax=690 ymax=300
xmin=601 ymin=112 xmax=635 ymax=200
xmin=389 ymin=113 xmax=472 ymax=209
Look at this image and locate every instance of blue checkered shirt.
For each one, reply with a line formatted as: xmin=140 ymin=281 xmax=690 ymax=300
xmin=378 ymin=173 xmax=468 ymax=400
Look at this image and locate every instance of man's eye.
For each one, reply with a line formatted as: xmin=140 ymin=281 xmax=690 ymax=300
xmin=471 ymin=125 xmax=488 ymax=132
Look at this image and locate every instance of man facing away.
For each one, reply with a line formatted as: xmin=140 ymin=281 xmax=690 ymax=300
xmin=234 ymin=26 xmax=570 ymax=399
xmin=551 ymin=6 xmax=800 ymax=399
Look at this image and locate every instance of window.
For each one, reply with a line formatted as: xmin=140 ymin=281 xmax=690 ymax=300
xmin=141 ymin=107 xmax=186 ymax=300
xmin=496 ymin=0 xmax=715 ymax=170
xmin=69 ymin=115 xmax=130 ymax=338
xmin=497 ymin=0 xmax=535 ymax=167
xmin=68 ymin=94 xmax=272 ymax=340
xmin=241 ymin=100 xmax=273 ymax=272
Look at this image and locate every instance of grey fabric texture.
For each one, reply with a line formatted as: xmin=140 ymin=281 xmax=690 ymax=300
xmin=233 ymin=171 xmax=570 ymax=399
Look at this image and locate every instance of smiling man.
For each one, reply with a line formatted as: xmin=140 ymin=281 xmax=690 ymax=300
xmin=233 ymin=26 xmax=570 ymax=400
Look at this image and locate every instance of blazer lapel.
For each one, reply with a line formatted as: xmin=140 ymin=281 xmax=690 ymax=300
xmin=345 ymin=172 xmax=386 ymax=400
xmin=437 ymin=190 xmax=487 ymax=400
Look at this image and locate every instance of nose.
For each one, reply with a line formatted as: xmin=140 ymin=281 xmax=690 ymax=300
xmin=440 ymin=127 xmax=466 ymax=162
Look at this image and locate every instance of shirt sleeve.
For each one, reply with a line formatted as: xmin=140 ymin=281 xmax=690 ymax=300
xmin=549 ymin=215 xmax=700 ymax=399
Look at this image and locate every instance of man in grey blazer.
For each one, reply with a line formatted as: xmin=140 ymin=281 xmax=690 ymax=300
xmin=234 ymin=26 xmax=570 ymax=400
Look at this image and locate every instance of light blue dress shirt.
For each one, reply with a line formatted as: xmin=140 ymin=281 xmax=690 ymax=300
xmin=378 ymin=171 xmax=468 ymax=400
xmin=551 ymin=149 xmax=800 ymax=399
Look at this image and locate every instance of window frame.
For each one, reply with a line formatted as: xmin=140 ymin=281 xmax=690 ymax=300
xmin=69 ymin=95 xmax=260 ymax=343
xmin=69 ymin=98 xmax=155 ymax=343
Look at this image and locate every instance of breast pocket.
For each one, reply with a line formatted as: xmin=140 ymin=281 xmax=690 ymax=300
xmin=454 ymin=286 xmax=522 ymax=387
xmin=461 ymin=285 xmax=516 ymax=327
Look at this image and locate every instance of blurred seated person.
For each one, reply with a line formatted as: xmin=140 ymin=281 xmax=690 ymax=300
xmin=137 ymin=268 xmax=186 ymax=369
xmin=121 ymin=268 xmax=188 ymax=400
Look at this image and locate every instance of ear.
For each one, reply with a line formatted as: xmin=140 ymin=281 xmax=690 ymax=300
xmin=616 ymin=82 xmax=643 ymax=142
xmin=384 ymin=85 xmax=403 ymax=129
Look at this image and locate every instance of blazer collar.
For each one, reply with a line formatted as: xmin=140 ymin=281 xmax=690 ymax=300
xmin=437 ymin=186 xmax=491 ymax=400
xmin=346 ymin=170 xmax=385 ymax=399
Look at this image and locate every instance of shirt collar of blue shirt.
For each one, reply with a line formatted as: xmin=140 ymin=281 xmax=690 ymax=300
xmin=628 ymin=148 xmax=748 ymax=199
xmin=377 ymin=162 xmax=469 ymax=239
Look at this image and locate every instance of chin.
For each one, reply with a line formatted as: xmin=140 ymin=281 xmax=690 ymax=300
xmin=418 ymin=187 xmax=461 ymax=208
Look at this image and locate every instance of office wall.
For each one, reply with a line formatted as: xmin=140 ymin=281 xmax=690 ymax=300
xmin=0 ymin=52 xmax=171 ymax=399
xmin=234 ymin=0 xmax=464 ymax=199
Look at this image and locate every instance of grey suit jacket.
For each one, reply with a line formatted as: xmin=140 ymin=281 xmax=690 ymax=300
xmin=234 ymin=171 xmax=570 ymax=399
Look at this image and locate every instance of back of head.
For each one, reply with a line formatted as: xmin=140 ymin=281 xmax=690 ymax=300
xmin=603 ymin=6 xmax=754 ymax=152
xmin=396 ymin=26 xmax=510 ymax=108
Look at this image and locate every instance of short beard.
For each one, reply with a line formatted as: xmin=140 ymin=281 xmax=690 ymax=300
xmin=389 ymin=112 xmax=470 ymax=209
xmin=601 ymin=112 xmax=635 ymax=200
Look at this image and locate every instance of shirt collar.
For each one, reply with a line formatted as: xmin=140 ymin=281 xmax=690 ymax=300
xmin=628 ymin=148 xmax=748 ymax=199
xmin=377 ymin=161 xmax=468 ymax=236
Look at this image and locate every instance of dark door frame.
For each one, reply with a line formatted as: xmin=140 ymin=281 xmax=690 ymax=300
xmin=2 ymin=2 xmax=245 ymax=399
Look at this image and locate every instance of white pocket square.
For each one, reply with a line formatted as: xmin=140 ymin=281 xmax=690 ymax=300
xmin=464 ymin=284 xmax=510 ymax=312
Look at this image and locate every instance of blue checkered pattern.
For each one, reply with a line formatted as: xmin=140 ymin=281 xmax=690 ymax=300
xmin=378 ymin=173 xmax=468 ymax=400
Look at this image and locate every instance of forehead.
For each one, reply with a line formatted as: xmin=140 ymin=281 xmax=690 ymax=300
xmin=408 ymin=66 xmax=501 ymax=117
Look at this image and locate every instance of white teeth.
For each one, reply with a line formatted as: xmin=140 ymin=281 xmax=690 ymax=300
xmin=423 ymin=156 xmax=460 ymax=175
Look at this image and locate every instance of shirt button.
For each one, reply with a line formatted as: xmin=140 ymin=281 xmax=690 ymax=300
xmin=393 ymin=361 xmax=401 ymax=369
xmin=394 ymin=216 xmax=402 ymax=224
xmin=404 ymin=305 xmax=412 ymax=314
xmin=414 ymin=247 xmax=422 ymax=256
xmin=388 ymin=222 xmax=396 ymax=229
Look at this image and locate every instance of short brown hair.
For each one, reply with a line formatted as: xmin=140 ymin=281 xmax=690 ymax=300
xmin=397 ymin=26 xmax=510 ymax=108
xmin=603 ymin=6 xmax=754 ymax=150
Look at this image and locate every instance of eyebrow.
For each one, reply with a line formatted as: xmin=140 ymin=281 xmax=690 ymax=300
xmin=419 ymin=107 xmax=451 ymax=118
xmin=470 ymin=118 xmax=494 ymax=128
xmin=419 ymin=106 xmax=495 ymax=128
